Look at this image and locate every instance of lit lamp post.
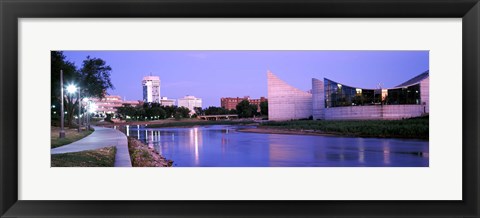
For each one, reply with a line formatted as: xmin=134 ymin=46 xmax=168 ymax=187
xmin=67 ymin=84 xmax=81 ymax=133
xmin=59 ymin=70 xmax=65 ymax=138
xmin=83 ymin=98 xmax=92 ymax=130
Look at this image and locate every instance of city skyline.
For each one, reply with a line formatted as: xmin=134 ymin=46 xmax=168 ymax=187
xmin=62 ymin=50 xmax=429 ymax=107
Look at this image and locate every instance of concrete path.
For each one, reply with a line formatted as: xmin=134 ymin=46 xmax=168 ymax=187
xmin=51 ymin=126 xmax=132 ymax=167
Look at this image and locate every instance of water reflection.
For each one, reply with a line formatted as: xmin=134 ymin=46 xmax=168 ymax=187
xmin=121 ymin=125 xmax=429 ymax=167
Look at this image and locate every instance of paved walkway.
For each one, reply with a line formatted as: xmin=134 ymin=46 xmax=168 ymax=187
xmin=51 ymin=126 xmax=132 ymax=167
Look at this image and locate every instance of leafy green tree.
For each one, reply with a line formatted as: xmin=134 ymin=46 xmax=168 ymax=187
xmin=79 ymin=56 xmax=114 ymax=99
xmin=117 ymin=104 xmax=137 ymax=120
xmin=236 ymin=100 xmax=258 ymax=118
xmin=51 ymin=51 xmax=78 ymax=125
xmin=162 ymin=105 xmax=177 ymax=118
xmin=151 ymin=107 xmax=167 ymax=119
xmin=175 ymin=106 xmax=191 ymax=118
xmin=194 ymin=107 xmax=204 ymax=116
xmin=51 ymin=53 xmax=115 ymax=127
xmin=204 ymin=106 xmax=229 ymax=115
xmin=260 ymin=101 xmax=268 ymax=116
xmin=134 ymin=105 xmax=146 ymax=120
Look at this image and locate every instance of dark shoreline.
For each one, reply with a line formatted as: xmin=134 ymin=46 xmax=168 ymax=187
xmin=237 ymin=126 xmax=428 ymax=141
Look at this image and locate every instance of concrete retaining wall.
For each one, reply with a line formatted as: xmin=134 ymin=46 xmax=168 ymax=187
xmin=324 ymin=105 xmax=427 ymax=120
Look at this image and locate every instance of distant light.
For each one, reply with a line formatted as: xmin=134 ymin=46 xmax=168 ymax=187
xmin=52 ymin=105 xmax=55 ymax=108
xmin=66 ymin=84 xmax=77 ymax=94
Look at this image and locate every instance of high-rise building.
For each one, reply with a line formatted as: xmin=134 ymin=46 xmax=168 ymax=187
xmin=177 ymin=95 xmax=202 ymax=115
xmin=142 ymin=76 xmax=161 ymax=103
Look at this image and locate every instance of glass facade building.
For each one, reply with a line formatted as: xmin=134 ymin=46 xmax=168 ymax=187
xmin=324 ymin=79 xmax=382 ymax=108
xmin=324 ymin=74 xmax=425 ymax=108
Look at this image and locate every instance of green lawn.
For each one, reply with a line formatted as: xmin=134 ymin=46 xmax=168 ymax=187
xmin=261 ymin=116 xmax=429 ymax=139
xmin=51 ymin=127 xmax=94 ymax=148
xmin=51 ymin=146 xmax=117 ymax=167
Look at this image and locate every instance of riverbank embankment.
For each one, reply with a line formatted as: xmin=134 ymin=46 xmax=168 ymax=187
xmin=127 ymin=137 xmax=173 ymax=167
xmin=243 ymin=116 xmax=429 ymax=140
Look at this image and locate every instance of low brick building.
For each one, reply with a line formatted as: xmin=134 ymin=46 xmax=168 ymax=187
xmin=220 ymin=96 xmax=267 ymax=112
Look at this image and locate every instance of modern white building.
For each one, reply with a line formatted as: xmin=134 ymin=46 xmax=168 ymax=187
xmin=267 ymin=70 xmax=430 ymax=121
xmin=142 ymin=76 xmax=161 ymax=103
xmin=160 ymin=97 xmax=175 ymax=107
xmin=177 ymin=95 xmax=202 ymax=115
xmin=267 ymin=71 xmax=313 ymax=120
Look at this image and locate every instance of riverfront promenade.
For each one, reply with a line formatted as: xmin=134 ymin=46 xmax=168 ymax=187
xmin=51 ymin=126 xmax=132 ymax=167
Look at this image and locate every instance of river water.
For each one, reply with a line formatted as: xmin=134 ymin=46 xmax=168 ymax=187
xmin=121 ymin=125 xmax=429 ymax=167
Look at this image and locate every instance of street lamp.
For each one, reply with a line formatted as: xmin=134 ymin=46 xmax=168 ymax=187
xmin=59 ymin=70 xmax=65 ymax=138
xmin=83 ymin=98 xmax=93 ymax=130
xmin=67 ymin=84 xmax=81 ymax=133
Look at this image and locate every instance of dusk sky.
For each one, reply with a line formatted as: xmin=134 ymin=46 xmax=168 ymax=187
xmin=62 ymin=51 xmax=429 ymax=107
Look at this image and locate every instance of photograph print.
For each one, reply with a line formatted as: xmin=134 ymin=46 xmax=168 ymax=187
xmin=50 ymin=50 xmax=429 ymax=167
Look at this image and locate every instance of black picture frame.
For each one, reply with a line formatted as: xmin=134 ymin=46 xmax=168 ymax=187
xmin=1 ymin=0 xmax=479 ymax=217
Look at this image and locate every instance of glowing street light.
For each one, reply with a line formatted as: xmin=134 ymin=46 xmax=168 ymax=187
xmin=59 ymin=70 xmax=66 ymax=138
xmin=66 ymin=84 xmax=81 ymax=133
xmin=66 ymin=84 xmax=77 ymax=94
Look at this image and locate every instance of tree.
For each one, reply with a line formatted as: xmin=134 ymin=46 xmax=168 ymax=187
xmin=117 ymin=104 xmax=136 ymax=119
xmin=162 ymin=105 xmax=177 ymax=118
xmin=260 ymin=101 xmax=268 ymax=116
xmin=175 ymin=106 xmax=191 ymax=118
xmin=51 ymin=53 xmax=115 ymax=127
xmin=151 ymin=107 xmax=167 ymax=119
xmin=194 ymin=107 xmax=204 ymax=116
xmin=79 ymin=56 xmax=114 ymax=99
xmin=204 ymin=106 xmax=229 ymax=115
xmin=51 ymin=51 xmax=78 ymax=124
xmin=236 ymin=100 xmax=258 ymax=118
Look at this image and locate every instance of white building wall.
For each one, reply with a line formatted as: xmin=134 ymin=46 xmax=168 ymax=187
xmin=420 ymin=77 xmax=429 ymax=114
xmin=267 ymin=71 xmax=312 ymax=121
xmin=142 ymin=76 xmax=161 ymax=103
xmin=178 ymin=96 xmax=202 ymax=115
xmin=312 ymin=78 xmax=325 ymax=120
xmin=324 ymin=105 xmax=426 ymax=120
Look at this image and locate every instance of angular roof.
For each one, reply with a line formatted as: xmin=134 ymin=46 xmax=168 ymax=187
xmin=267 ymin=71 xmax=312 ymax=96
xmin=395 ymin=70 xmax=429 ymax=87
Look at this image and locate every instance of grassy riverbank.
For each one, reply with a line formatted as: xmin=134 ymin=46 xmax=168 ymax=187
xmin=259 ymin=116 xmax=429 ymax=139
xmin=51 ymin=146 xmax=116 ymax=167
xmin=127 ymin=137 xmax=173 ymax=167
xmin=51 ymin=127 xmax=94 ymax=148
xmin=146 ymin=120 xmax=256 ymax=128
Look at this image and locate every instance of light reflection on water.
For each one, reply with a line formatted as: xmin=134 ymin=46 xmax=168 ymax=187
xmin=120 ymin=125 xmax=429 ymax=167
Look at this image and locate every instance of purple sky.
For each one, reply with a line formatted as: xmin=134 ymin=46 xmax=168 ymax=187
xmin=62 ymin=51 xmax=429 ymax=107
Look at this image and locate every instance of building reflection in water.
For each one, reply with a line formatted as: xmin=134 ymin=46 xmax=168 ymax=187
xmin=267 ymin=135 xmax=310 ymax=167
xmin=358 ymin=138 xmax=365 ymax=164
xmin=148 ymin=130 xmax=154 ymax=148
xmin=383 ymin=140 xmax=391 ymax=165
xmin=123 ymin=125 xmax=427 ymax=167
xmin=137 ymin=125 xmax=140 ymax=140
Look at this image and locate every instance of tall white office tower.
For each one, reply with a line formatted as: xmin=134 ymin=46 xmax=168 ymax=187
xmin=142 ymin=76 xmax=161 ymax=103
